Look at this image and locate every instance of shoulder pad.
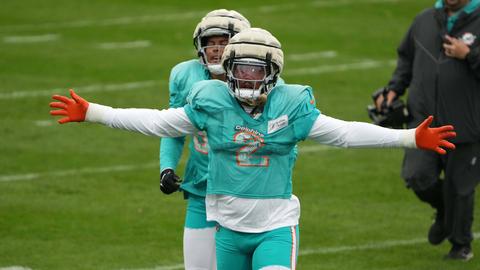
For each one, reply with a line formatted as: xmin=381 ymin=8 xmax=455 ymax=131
xmin=187 ymin=80 xmax=233 ymax=112
xmin=268 ymin=84 xmax=318 ymax=118
xmin=170 ymin=59 xmax=204 ymax=79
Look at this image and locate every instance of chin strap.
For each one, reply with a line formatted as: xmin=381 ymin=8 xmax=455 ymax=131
xmin=207 ymin=64 xmax=225 ymax=75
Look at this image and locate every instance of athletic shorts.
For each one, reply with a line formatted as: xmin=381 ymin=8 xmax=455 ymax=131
xmin=185 ymin=192 xmax=217 ymax=229
xmin=215 ymin=225 xmax=299 ymax=270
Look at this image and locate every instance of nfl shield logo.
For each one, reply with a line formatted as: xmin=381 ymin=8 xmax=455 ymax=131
xmin=461 ymin=32 xmax=477 ymax=46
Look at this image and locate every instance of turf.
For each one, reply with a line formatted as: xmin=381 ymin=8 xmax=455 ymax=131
xmin=0 ymin=0 xmax=479 ymax=269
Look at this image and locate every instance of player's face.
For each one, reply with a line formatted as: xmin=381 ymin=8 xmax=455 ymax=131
xmin=232 ymin=63 xmax=266 ymax=89
xmin=444 ymin=0 xmax=469 ymax=11
xmin=204 ymin=35 xmax=229 ymax=64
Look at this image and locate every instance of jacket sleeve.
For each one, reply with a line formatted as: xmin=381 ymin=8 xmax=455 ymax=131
xmin=387 ymin=23 xmax=416 ymax=96
xmin=466 ymin=45 xmax=480 ymax=80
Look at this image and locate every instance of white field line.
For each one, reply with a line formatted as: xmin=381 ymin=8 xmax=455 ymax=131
xmin=0 ymin=145 xmax=327 ymax=183
xmin=312 ymin=0 xmax=398 ymax=6
xmin=287 ymin=51 xmax=337 ymax=61
xmin=34 ymin=120 xmax=54 ymax=127
xmin=0 ymin=163 xmax=158 ymax=182
xmin=302 ymin=231 xmax=480 ymax=256
xmin=3 ymin=34 xmax=59 ymax=43
xmin=0 ymin=80 xmax=162 ymax=100
xmin=0 ymin=0 xmax=399 ymax=33
xmin=0 ymin=267 xmax=33 ymax=270
xmin=98 ymin=40 xmax=152 ymax=50
xmin=0 ymin=59 xmax=393 ymax=100
xmin=301 ymin=237 xmax=424 ymax=256
xmin=284 ymin=59 xmax=396 ymax=76
xmin=2 ymin=230 xmax=478 ymax=270
xmin=0 ymin=11 xmax=207 ymax=32
xmin=122 ymin=231 xmax=480 ymax=270
xmin=119 ymin=264 xmax=185 ymax=270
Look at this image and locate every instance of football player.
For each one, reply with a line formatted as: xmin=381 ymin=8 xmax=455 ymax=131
xmin=159 ymin=9 xmax=250 ymax=270
xmin=50 ymin=28 xmax=456 ymax=270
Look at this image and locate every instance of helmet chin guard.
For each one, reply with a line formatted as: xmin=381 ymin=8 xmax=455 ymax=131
xmin=207 ymin=63 xmax=225 ymax=75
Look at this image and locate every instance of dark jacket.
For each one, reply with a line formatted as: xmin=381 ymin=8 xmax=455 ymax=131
xmin=388 ymin=6 xmax=480 ymax=143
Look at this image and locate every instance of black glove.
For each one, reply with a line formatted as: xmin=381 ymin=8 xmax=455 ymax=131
xmin=160 ymin=169 xmax=182 ymax=194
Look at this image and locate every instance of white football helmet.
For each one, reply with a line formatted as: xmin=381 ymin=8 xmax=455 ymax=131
xmin=193 ymin=9 xmax=251 ymax=75
xmin=221 ymin=28 xmax=284 ymax=105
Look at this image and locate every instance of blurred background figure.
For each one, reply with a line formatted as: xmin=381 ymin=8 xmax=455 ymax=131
xmin=375 ymin=0 xmax=480 ymax=261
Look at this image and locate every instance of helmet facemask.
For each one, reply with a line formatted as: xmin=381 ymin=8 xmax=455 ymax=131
xmin=221 ymin=28 xmax=284 ymax=107
xmin=193 ymin=10 xmax=251 ymax=76
xmin=226 ymin=57 xmax=279 ymax=106
xmin=195 ymin=29 xmax=232 ymax=75
xmin=200 ymin=44 xmax=227 ymax=75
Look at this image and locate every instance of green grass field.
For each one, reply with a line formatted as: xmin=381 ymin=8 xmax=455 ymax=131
xmin=1 ymin=0 xmax=479 ymax=269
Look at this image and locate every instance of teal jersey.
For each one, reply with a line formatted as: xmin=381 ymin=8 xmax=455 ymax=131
xmin=276 ymin=77 xmax=285 ymax=86
xmin=160 ymin=59 xmax=211 ymax=196
xmin=184 ymin=80 xmax=320 ymax=199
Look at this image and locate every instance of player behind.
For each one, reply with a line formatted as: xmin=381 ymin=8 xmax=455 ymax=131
xmin=158 ymin=9 xmax=250 ymax=270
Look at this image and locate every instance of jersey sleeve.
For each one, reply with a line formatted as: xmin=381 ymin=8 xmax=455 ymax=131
xmin=86 ymin=103 xmax=195 ymax=137
xmin=184 ymin=95 xmax=210 ymax=131
xmin=159 ymin=137 xmax=185 ymax=171
xmin=292 ymin=87 xmax=321 ymax=141
xmin=168 ymin=64 xmax=187 ymax=108
xmin=307 ymin=114 xmax=416 ymax=148
xmin=160 ymin=64 xmax=189 ymax=171
xmin=183 ymin=80 xmax=230 ymax=131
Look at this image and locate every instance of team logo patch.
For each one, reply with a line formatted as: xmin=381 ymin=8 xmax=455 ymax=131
xmin=268 ymin=115 xmax=289 ymax=134
xmin=460 ymin=32 xmax=476 ymax=46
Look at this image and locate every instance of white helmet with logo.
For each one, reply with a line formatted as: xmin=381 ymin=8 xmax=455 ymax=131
xmin=193 ymin=9 xmax=251 ymax=75
xmin=221 ymin=28 xmax=284 ymax=105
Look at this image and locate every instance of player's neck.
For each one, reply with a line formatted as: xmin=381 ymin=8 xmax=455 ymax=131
xmin=445 ymin=2 xmax=469 ymax=16
xmin=210 ymin=73 xmax=226 ymax=81
xmin=239 ymin=102 xmax=264 ymax=119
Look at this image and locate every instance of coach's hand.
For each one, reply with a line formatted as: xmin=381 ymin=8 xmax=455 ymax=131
xmin=160 ymin=169 xmax=182 ymax=194
xmin=50 ymin=89 xmax=89 ymax=124
xmin=443 ymin=35 xmax=470 ymax=60
xmin=415 ymin=116 xmax=456 ymax=155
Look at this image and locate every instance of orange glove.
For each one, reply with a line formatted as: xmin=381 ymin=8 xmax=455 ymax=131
xmin=49 ymin=89 xmax=89 ymax=124
xmin=415 ymin=116 xmax=456 ymax=155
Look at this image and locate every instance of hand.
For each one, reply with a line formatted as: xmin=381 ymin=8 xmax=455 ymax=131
xmin=443 ymin=35 xmax=470 ymax=59
xmin=50 ymin=89 xmax=89 ymax=124
xmin=160 ymin=169 xmax=182 ymax=194
xmin=415 ymin=116 xmax=456 ymax=155
xmin=375 ymin=90 xmax=397 ymax=112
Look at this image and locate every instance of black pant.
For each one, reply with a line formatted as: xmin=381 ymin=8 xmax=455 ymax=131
xmin=401 ymin=143 xmax=480 ymax=246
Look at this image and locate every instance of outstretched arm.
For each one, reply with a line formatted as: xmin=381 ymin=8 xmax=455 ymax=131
xmin=50 ymin=89 xmax=195 ymax=137
xmin=308 ymin=114 xmax=455 ymax=155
